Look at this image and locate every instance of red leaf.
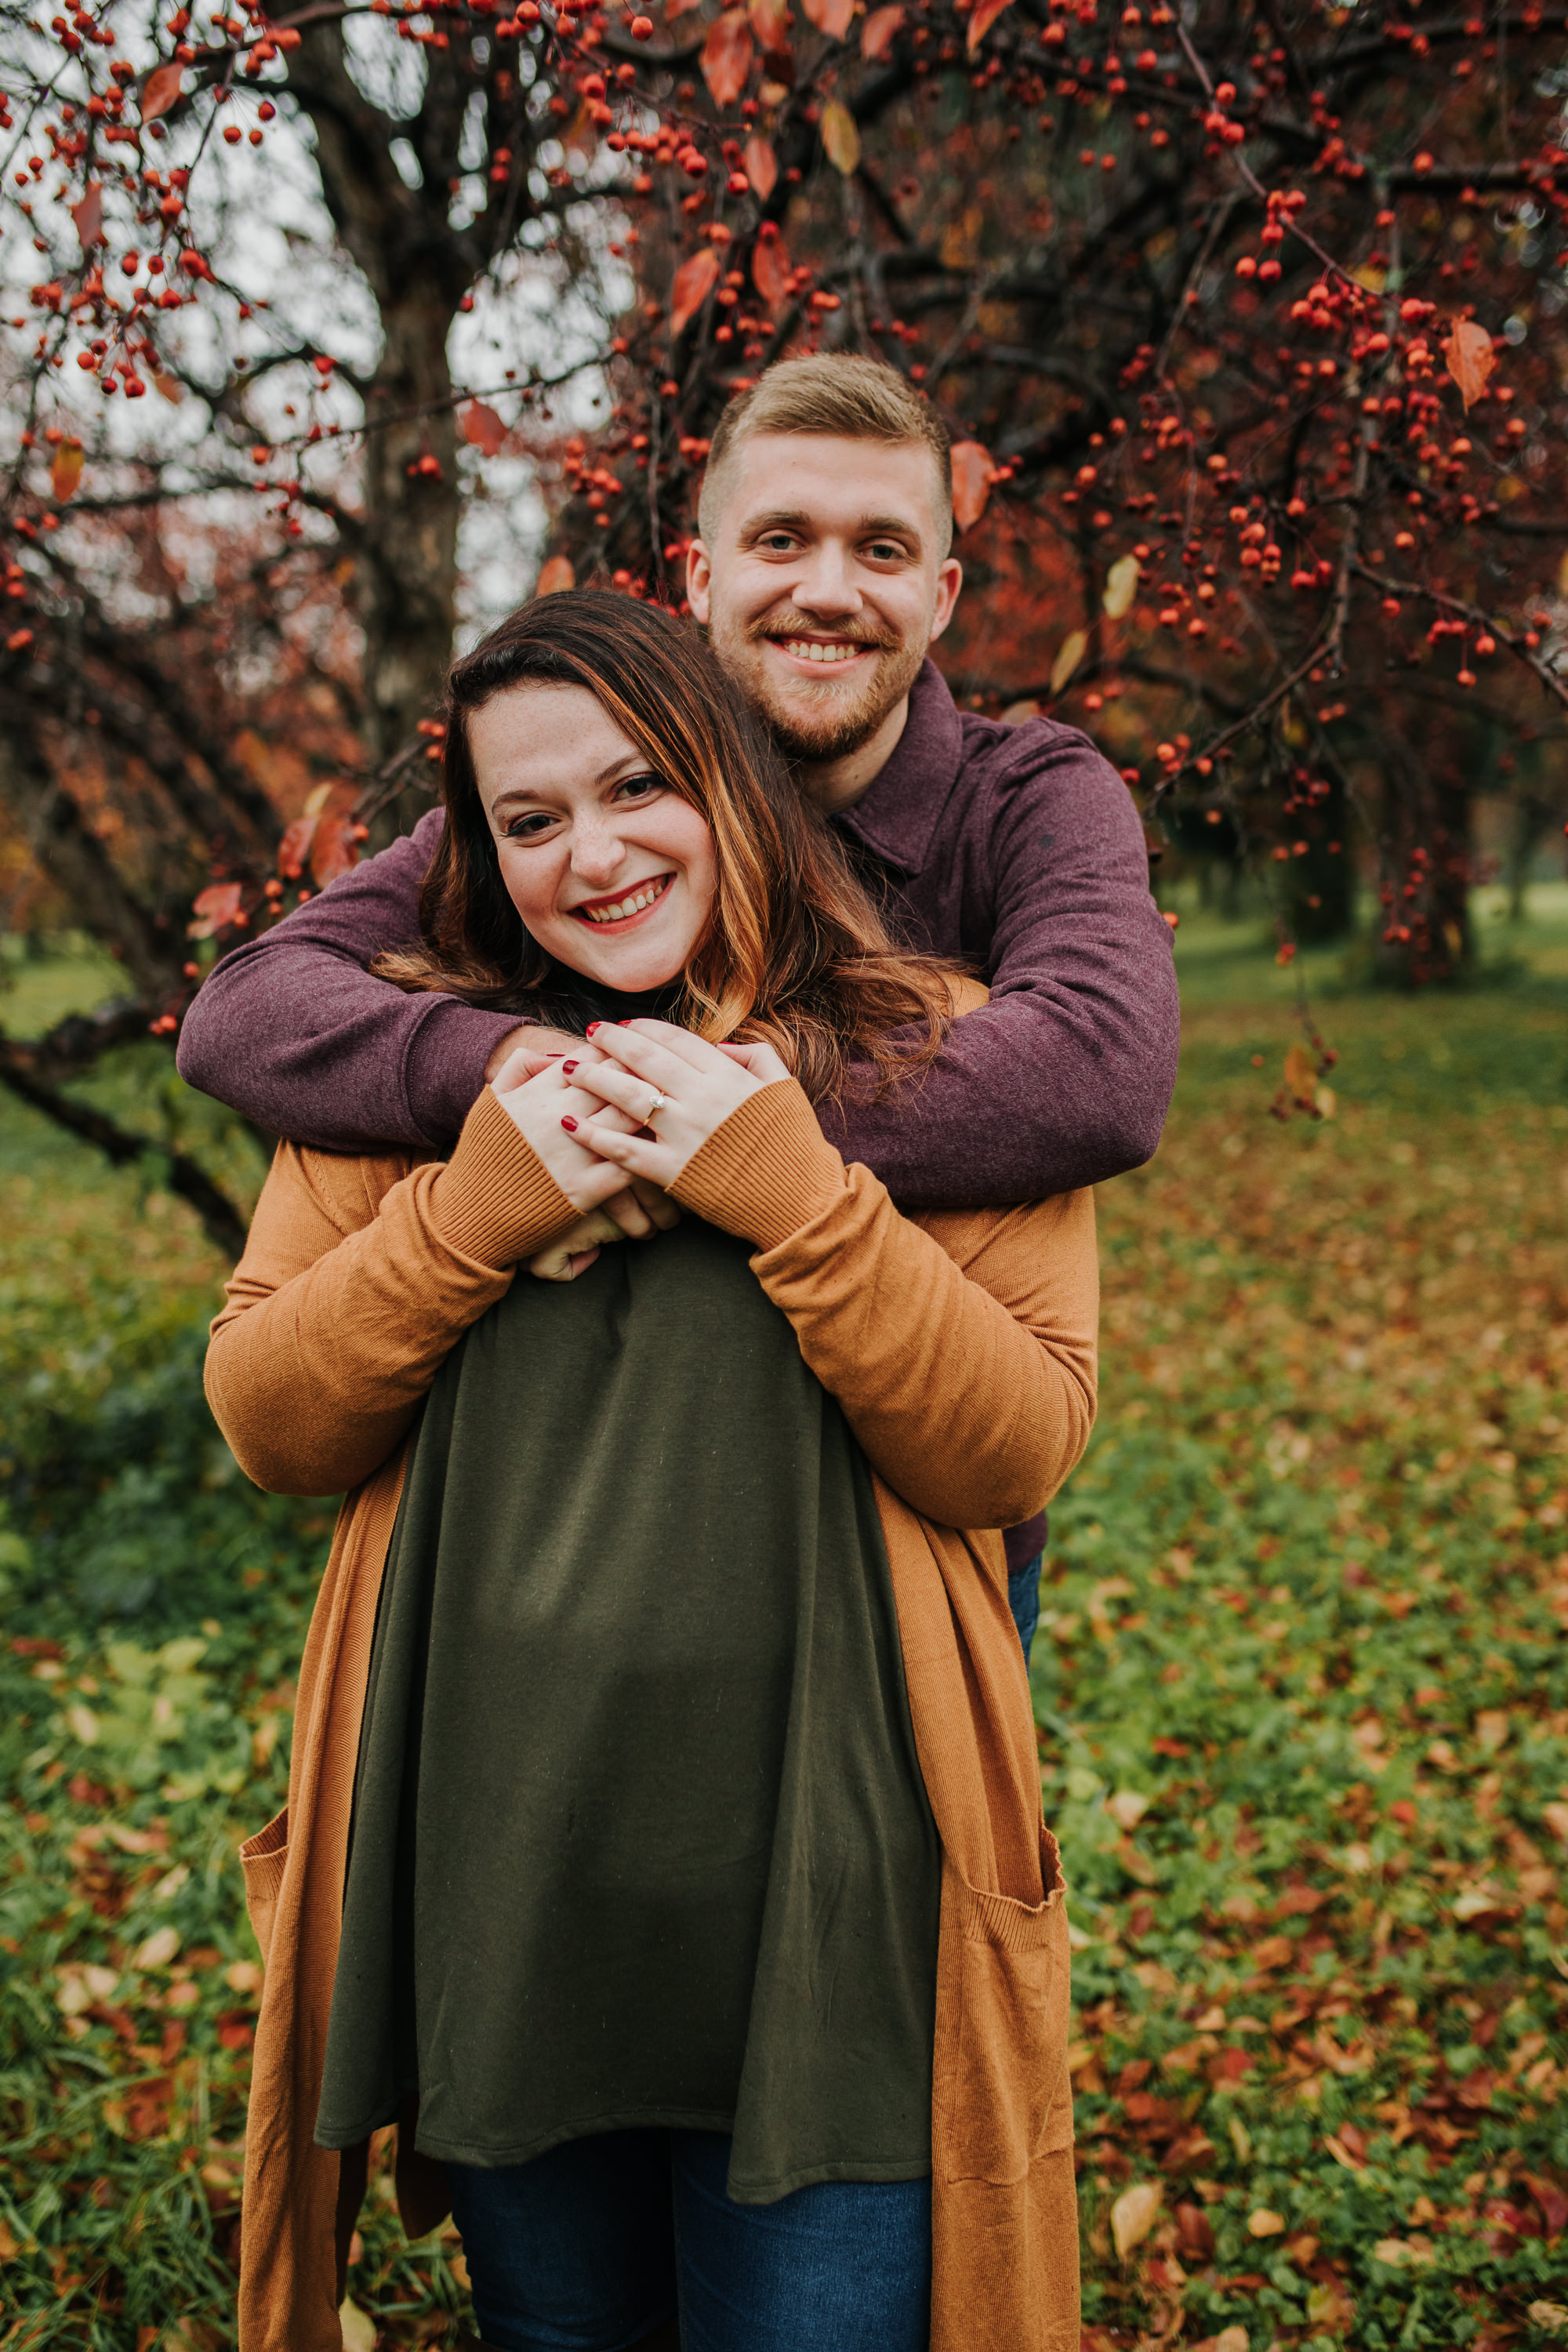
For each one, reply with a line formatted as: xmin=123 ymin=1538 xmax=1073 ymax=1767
xmin=309 ymin=814 xmax=358 ymax=888
xmin=141 ymin=62 xmax=184 ymax=122
xmin=965 ymin=0 xmax=1014 ymax=46
xmin=800 ymin=0 xmax=854 ymax=32
xmin=1443 ymin=317 xmax=1495 ymax=411
xmin=752 ymin=234 xmax=791 ymax=310
xmin=50 ymin=442 xmax=84 ymax=503
xmin=744 ymin=133 xmax=778 ymax=199
xmin=748 ymin=0 xmax=789 ymax=45
xmin=860 ymin=4 xmax=903 ymax=58
xmin=950 ymin=439 xmax=993 ymax=532
xmin=461 ymin=400 xmax=506 ymax=456
xmin=666 ymin=0 xmax=705 ymax=16
xmin=70 ymin=182 xmax=103 ymax=253
xmin=277 ymin=816 xmax=317 ymax=881
xmin=535 ymin=554 xmax=575 ymax=596
xmin=670 ymin=247 xmax=720 ymax=338
xmin=188 ymin=882 xmax=243 ymax=939
xmin=701 ymin=7 xmax=753 ymax=105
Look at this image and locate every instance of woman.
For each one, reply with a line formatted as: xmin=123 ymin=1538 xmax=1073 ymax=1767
xmin=207 ymin=592 xmax=1097 ymax=2352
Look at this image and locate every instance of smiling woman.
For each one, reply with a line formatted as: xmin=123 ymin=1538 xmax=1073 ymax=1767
xmin=205 ymin=587 xmax=1099 ymax=2352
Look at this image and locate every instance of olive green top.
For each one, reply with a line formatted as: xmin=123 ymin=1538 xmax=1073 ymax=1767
xmin=314 ymin=1209 xmax=942 ymax=2203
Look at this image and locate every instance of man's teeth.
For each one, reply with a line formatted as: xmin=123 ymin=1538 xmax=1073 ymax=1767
xmin=785 ymin=639 xmax=862 ymax=664
xmin=581 ymin=878 xmax=668 ymax=924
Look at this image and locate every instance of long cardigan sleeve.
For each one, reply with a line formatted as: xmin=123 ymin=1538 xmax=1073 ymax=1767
xmin=672 ymin=1078 xmax=1097 ymax=1530
xmin=205 ymin=1087 xmax=577 ymax=1496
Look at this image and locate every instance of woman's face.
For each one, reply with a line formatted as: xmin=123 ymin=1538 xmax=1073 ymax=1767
xmin=471 ymin=682 xmax=719 ymax=993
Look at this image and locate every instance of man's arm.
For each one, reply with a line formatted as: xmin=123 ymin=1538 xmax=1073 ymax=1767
xmin=176 ymin=808 xmax=522 ymax=1151
xmin=823 ymin=726 xmax=1180 ymax=1208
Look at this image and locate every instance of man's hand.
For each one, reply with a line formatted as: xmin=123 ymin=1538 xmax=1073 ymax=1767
xmin=490 ymin=1036 xmax=681 ymax=1243
xmin=484 ymin=1024 xmax=586 ymax=1083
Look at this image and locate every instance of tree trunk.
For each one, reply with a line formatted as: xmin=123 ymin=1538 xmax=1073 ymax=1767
xmin=358 ymin=275 xmax=462 ymax=775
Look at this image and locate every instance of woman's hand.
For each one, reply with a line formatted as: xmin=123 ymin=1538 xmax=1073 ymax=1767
xmin=557 ymin=1020 xmax=793 ymax=1189
xmin=526 ymin=1204 xmax=649 ymax=1283
xmin=491 ymin=1044 xmax=682 ymax=1225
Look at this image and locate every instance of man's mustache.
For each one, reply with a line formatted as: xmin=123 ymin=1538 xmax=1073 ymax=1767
xmin=749 ymin=614 xmax=901 ymax=652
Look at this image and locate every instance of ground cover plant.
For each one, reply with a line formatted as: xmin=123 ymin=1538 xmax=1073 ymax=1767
xmin=0 ymin=924 xmax=1565 ymax=2347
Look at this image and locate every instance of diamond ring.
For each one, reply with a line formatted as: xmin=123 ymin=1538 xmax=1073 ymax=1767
xmin=645 ymin=1089 xmax=670 ymax=1118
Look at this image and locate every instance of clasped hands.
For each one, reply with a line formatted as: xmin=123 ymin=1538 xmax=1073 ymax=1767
xmin=489 ymin=1019 xmax=791 ymax=1281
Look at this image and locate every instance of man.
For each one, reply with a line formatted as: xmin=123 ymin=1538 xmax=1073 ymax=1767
xmin=179 ymin=354 xmax=1181 ymax=1658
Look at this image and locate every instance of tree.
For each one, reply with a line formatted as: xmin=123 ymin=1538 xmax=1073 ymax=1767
xmin=4 ymin=0 xmax=1568 ymax=1193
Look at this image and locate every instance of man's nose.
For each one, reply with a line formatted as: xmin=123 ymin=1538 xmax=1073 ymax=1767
xmin=788 ymin=539 xmax=861 ymax=617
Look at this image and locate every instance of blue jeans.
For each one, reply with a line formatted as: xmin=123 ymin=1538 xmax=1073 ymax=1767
xmin=446 ymin=2128 xmax=931 ymax=2352
xmin=1009 ymin=1550 xmax=1042 ymax=1667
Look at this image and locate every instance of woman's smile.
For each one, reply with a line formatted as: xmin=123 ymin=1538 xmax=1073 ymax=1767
xmin=571 ymin=872 xmax=676 ymax=928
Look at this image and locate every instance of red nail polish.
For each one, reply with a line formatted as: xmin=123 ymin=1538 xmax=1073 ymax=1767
xmin=586 ymin=1022 xmax=601 ymax=1036
xmin=562 ymin=1060 xmax=578 ymax=1073
xmin=561 ymin=1115 xmax=579 ymax=1131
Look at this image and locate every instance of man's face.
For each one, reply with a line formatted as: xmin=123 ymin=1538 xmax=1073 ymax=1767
xmin=688 ymin=433 xmax=963 ymax=769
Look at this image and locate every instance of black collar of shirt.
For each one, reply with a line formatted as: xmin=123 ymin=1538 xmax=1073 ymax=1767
xmin=830 ymin=658 xmax=964 ymax=879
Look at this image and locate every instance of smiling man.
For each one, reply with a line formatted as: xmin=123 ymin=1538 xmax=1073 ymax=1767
xmin=178 ymin=354 xmax=1179 ymax=1657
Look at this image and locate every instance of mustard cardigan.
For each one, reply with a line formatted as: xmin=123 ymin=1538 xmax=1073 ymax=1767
xmin=206 ymin=1022 xmax=1098 ymax=2352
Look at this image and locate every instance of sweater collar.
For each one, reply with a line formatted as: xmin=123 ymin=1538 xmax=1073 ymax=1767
xmin=831 ymin=659 xmax=964 ymax=878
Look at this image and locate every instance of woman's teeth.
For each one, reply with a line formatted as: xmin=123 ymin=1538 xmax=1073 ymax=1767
xmin=786 ymin=640 xmax=862 ymax=664
xmin=579 ymin=877 xmax=670 ymax=924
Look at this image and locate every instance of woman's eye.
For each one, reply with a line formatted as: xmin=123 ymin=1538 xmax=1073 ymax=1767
xmin=615 ymin=773 xmax=664 ymax=803
xmin=505 ymin=812 xmax=556 ymax=839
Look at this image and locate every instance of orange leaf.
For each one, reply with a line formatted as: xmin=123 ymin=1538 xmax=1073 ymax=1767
xmin=666 ymin=0 xmax=704 ymax=17
xmin=744 ymin=133 xmax=779 ymax=198
xmin=535 ymin=554 xmax=575 ymax=596
xmin=309 ymin=814 xmax=358 ymax=888
xmin=965 ymin=0 xmax=1014 ymax=47
xmin=1443 ymin=318 xmax=1495 ymax=412
xmin=819 ymin=98 xmax=859 ymax=173
xmin=950 ymin=439 xmax=993 ymax=532
xmin=752 ymin=234 xmax=791 ymax=310
xmin=461 ymin=400 xmax=507 ymax=456
xmin=188 ymin=882 xmax=243 ymax=938
xmin=861 ymin=4 xmax=903 ymax=58
xmin=670 ymin=246 xmax=720 ymax=337
xmin=141 ymin=62 xmax=184 ymax=122
xmin=748 ymin=0 xmax=790 ymax=45
xmin=50 ymin=441 xmax=83 ymax=503
xmin=277 ymin=816 xmax=318 ymax=880
xmin=70 ymin=182 xmax=102 ymax=253
xmin=702 ymin=9 xmax=754 ymax=106
xmin=800 ymin=0 xmax=854 ymax=32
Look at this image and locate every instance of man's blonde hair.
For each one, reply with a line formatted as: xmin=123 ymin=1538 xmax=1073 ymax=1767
xmin=698 ymin=354 xmax=955 ymax=555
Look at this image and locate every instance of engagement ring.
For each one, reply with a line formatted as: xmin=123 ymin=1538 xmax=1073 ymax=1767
xmin=645 ymin=1089 xmax=670 ymax=1118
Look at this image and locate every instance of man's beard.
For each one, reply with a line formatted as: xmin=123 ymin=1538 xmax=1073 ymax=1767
xmin=710 ymin=609 xmax=926 ymax=764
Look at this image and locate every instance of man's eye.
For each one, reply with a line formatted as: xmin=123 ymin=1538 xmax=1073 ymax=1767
xmin=866 ymin=540 xmax=906 ymax=562
xmin=759 ymin=532 xmax=797 ymax=552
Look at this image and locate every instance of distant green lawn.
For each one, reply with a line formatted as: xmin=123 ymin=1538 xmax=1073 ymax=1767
xmin=1 ymin=910 xmax=1565 ymax=2348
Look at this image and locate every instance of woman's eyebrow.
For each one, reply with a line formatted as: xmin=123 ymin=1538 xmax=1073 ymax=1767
xmin=489 ymin=753 xmax=643 ymax=814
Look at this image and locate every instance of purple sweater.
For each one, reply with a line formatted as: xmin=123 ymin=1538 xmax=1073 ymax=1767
xmin=180 ymin=659 xmax=1179 ymax=1565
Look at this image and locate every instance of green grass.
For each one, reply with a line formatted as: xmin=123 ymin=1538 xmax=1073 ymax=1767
xmin=1 ymin=918 xmax=1565 ymax=2347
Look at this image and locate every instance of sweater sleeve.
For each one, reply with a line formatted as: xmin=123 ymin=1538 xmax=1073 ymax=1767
xmin=823 ymin=719 xmax=1180 ymax=1206
xmin=205 ymin=1089 xmax=579 ymax=1498
xmin=175 ymin=808 xmax=521 ymax=1150
xmin=671 ymin=1080 xmax=1098 ymax=1531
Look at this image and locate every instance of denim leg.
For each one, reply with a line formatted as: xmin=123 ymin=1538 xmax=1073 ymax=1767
xmin=1008 ymin=1549 xmax=1043 ymax=1667
xmin=447 ymin=2132 xmax=678 ymax=2352
xmin=671 ymin=2131 xmax=931 ymax=2352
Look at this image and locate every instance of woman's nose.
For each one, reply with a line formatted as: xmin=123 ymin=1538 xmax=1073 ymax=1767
xmin=570 ymin=823 xmax=626 ymax=886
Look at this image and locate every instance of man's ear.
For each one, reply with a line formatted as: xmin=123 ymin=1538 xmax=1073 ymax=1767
xmin=687 ymin=540 xmax=713 ymax=624
xmin=927 ymin=557 xmax=964 ymax=645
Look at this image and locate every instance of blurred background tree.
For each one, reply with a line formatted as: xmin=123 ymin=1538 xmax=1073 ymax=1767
xmin=3 ymin=0 xmax=1568 ymax=1216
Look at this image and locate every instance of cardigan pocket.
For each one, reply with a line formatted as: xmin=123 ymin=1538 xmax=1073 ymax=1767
xmin=943 ymin=1829 xmax=1072 ymax=2186
xmin=239 ymin=1806 xmax=289 ymax=1965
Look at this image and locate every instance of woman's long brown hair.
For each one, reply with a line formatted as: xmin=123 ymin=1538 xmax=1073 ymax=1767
xmin=374 ymin=590 xmax=956 ymax=1103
